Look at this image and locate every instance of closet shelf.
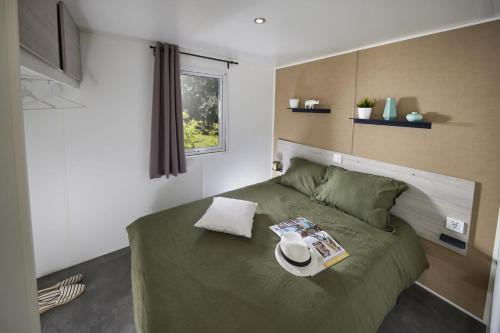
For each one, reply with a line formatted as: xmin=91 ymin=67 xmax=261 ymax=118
xmin=349 ymin=118 xmax=432 ymax=129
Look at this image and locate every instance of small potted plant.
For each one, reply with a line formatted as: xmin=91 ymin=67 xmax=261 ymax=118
xmin=356 ymin=98 xmax=375 ymax=119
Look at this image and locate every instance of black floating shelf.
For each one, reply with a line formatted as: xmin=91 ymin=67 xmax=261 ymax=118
xmin=349 ymin=118 xmax=432 ymax=129
xmin=288 ymin=108 xmax=331 ymax=114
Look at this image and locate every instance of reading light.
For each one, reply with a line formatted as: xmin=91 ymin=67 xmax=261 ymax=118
xmin=254 ymin=17 xmax=266 ymax=24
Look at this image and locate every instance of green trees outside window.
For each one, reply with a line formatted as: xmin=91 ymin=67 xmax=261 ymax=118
xmin=181 ymin=73 xmax=220 ymax=151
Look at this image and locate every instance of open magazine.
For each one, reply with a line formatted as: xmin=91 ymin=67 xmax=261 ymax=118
xmin=270 ymin=217 xmax=350 ymax=274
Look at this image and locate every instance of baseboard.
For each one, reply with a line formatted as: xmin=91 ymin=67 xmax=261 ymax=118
xmin=415 ymin=281 xmax=486 ymax=325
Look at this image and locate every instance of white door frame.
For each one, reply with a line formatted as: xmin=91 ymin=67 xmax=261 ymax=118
xmin=0 ymin=0 xmax=41 ymax=332
xmin=486 ymin=208 xmax=500 ymax=332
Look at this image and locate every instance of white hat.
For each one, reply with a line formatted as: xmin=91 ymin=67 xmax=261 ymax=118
xmin=275 ymin=231 xmax=321 ymax=277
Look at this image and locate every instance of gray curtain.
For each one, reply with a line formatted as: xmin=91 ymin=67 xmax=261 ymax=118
xmin=150 ymin=42 xmax=186 ymax=179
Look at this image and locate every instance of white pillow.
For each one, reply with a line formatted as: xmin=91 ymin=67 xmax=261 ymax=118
xmin=194 ymin=197 xmax=258 ymax=238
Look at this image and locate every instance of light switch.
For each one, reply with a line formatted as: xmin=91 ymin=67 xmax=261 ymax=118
xmin=445 ymin=217 xmax=465 ymax=234
xmin=333 ymin=153 xmax=342 ymax=164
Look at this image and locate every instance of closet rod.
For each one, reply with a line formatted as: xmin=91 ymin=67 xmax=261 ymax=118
xmin=149 ymin=45 xmax=238 ymax=69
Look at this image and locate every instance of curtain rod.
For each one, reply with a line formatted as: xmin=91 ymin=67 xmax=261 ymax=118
xmin=149 ymin=45 xmax=238 ymax=69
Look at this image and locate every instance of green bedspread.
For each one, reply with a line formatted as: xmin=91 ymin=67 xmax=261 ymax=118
xmin=127 ymin=178 xmax=428 ymax=333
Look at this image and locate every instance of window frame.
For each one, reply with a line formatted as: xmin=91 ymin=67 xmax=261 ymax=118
xmin=180 ymin=68 xmax=226 ymax=156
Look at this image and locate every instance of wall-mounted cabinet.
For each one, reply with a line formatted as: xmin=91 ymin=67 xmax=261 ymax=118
xmin=18 ymin=0 xmax=82 ymax=83
xmin=58 ymin=2 xmax=82 ymax=81
xmin=18 ymin=0 xmax=60 ymax=68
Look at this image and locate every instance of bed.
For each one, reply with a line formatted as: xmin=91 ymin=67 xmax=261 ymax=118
xmin=127 ymin=177 xmax=428 ymax=333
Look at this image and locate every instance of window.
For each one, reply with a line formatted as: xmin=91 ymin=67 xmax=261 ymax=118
xmin=181 ymin=69 xmax=225 ymax=155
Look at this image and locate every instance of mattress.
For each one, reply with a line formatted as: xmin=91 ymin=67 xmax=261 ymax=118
xmin=127 ymin=178 xmax=428 ymax=333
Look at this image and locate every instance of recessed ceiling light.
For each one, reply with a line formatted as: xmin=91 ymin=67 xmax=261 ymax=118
xmin=254 ymin=17 xmax=266 ymax=24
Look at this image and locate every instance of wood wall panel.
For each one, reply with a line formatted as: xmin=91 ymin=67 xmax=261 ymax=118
xmin=274 ymin=53 xmax=357 ymax=155
xmin=273 ymin=20 xmax=500 ymax=318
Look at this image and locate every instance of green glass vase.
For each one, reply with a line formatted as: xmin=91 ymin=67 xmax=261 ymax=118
xmin=383 ymin=98 xmax=397 ymax=120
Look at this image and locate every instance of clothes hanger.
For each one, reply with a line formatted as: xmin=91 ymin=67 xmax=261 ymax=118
xmin=21 ymin=82 xmax=59 ymax=110
xmin=41 ymin=80 xmax=86 ymax=109
xmin=20 ymin=77 xmax=86 ymax=110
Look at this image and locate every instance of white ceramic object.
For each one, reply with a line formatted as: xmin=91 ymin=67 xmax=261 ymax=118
xmin=357 ymin=107 xmax=372 ymax=119
xmin=289 ymin=98 xmax=299 ymax=108
xmin=304 ymin=99 xmax=320 ymax=109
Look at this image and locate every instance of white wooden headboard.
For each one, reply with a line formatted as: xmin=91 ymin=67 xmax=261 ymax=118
xmin=277 ymin=139 xmax=475 ymax=255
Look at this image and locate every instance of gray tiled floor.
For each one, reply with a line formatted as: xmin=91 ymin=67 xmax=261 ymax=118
xmin=38 ymin=247 xmax=486 ymax=333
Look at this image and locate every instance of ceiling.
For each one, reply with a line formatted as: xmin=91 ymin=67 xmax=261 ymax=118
xmin=66 ymin=0 xmax=499 ymax=67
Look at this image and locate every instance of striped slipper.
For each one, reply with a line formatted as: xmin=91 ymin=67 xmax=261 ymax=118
xmin=37 ymin=274 xmax=83 ymax=295
xmin=38 ymin=284 xmax=86 ymax=314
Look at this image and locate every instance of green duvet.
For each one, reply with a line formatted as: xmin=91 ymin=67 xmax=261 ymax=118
xmin=127 ymin=178 xmax=428 ymax=333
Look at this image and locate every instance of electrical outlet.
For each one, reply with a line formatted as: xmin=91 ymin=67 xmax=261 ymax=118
xmin=446 ymin=217 xmax=465 ymax=234
xmin=333 ymin=153 xmax=342 ymax=164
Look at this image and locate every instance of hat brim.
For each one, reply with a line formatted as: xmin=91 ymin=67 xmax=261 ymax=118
xmin=275 ymin=243 xmax=322 ymax=277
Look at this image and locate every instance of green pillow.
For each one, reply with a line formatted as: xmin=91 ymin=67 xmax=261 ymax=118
xmin=314 ymin=166 xmax=408 ymax=230
xmin=280 ymin=157 xmax=326 ymax=197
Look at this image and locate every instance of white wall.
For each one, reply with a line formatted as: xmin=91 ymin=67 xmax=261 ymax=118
xmin=24 ymin=32 xmax=275 ymax=277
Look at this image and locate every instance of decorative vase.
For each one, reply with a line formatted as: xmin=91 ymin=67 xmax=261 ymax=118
xmin=406 ymin=111 xmax=423 ymax=122
xmin=289 ymin=98 xmax=299 ymax=108
xmin=383 ymin=97 xmax=397 ymax=120
xmin=357 ymin=107 xmax=372 ymax=119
